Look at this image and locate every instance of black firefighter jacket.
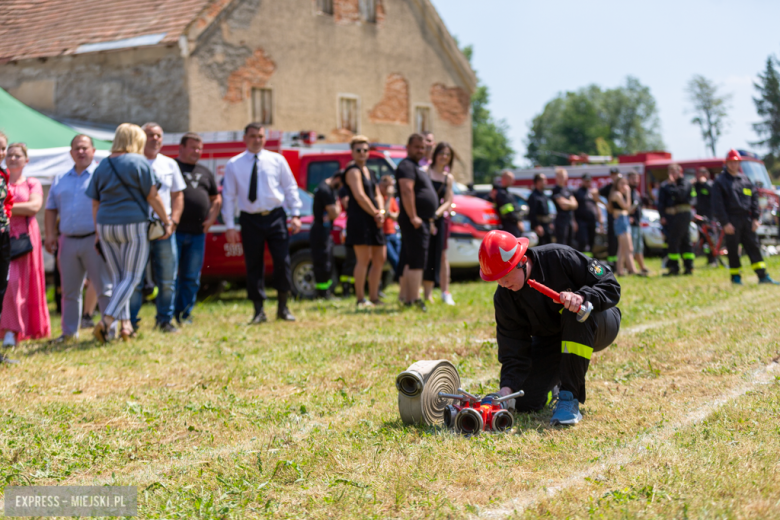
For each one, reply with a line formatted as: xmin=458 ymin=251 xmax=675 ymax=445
xmin=657 ymin=178 xmax=695 ymax=217
xmin=711 ymin=169 xmax=760 ymax=225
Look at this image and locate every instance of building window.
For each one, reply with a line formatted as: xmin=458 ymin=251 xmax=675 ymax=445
xmin=252 ymin=87 xmax=273 ymax=125
xmin=359 ymin=0 xmax=377 ymax=22
xmin=339 ymin=95 xmax=359 ymax=133
xmin=317 ymin=0 xmax=333 ymax=14
xmin=415 ymin=106 xmax=431 ymax=133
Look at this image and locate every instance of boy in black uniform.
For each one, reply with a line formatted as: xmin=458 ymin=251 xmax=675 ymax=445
xmin=598 ymin=168 xmax=621 ymax=266
xmin=551 ymin=167 xmax=578 ymax=246
xmin=693 ymin=167 xmax=717 ymax=266
xmin=479 ymin=230 xmax=621 ymax=426
xmin=658 ymin=164 xmax=695 ymax=276
xmin=528 ymin=173 xmax=553 ymax=245
xmin=712 ymin=149 xmax=779 ymax=285
xmin=574 ymin=174 xmax=600 ymax=256
xmin=693 ymin=167 xmax=713 ymax=220
xmin=338 ymin=185 xmax=356 ymax=295
xmin=311 ymin=171 xmax=343 ymax=298
xmin=492 ymin=170 xmax=523 ymax=237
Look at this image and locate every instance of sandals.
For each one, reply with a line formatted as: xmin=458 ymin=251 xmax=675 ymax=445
xmin=120 ymin=326 xmax=136 ymax=342
xmin=93 ymin=319 xmax=109 ymax=344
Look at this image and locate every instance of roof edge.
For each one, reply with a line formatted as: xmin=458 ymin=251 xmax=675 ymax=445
xmin=181 ymin=0 xmax=240 ymax=56
xmin=410 ymin=0 xmax=478 ymax=93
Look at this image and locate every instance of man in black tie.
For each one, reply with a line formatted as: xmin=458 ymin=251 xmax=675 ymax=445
xmin=222 ymin=123 xmax=302 ymax=323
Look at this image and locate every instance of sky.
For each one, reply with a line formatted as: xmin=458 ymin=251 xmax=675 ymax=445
xmin=429 ymin=0 xmax=780 ymax=166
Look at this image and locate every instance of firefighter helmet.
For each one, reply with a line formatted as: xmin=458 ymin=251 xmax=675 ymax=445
xmin=726 ymin=149 xmax=742 ymax=162
xmin=479 ymin=231 xmax=529 ymax=282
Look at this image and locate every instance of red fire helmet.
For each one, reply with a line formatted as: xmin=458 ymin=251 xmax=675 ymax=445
xmin=726 ymin=149 xmax=742 ymax=162
xmin=479 ymin=231 xmax=530 ymax=282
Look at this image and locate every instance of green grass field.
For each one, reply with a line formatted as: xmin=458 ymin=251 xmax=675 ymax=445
xmin=2 ymin=257 xmax=780 ymax=519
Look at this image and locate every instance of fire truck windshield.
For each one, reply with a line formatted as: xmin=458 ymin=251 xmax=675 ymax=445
xmin=741 ymin=161 xmax=773 ymax=189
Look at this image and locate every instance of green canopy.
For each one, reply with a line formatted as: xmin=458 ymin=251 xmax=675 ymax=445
xmin=0 ymin=88 xmax=111 ymax=150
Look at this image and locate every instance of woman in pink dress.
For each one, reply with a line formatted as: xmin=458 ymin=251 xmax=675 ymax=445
xmin=1 ymin=143 xmax=51 ymax=346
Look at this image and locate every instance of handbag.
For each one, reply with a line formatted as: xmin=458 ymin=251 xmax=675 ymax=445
xmin=106 ymin=158 xmax=166 ymax=240
xmin=9 ymin=178 xmax=35 ymax=260
xmin=9 ymin=220 xmax=33 ymax=260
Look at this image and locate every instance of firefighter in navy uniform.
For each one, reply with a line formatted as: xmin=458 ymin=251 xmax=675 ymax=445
xmin=711 ymin=149 xmax=779 ymax=285
xmin=574 ymin=174 xmax=601 ymax=257
xmin=551 ymin=167 xmax=578 ymax=246
xmin=492 ymin=170 xmax=523 ymax=237
xmin=658 ymin=163 xmax=695 ymax=276
xmin=480 ymin=230 xmax=622 ymax=426
xmin=310 ymin=171 xmax=343 ymax=298
xmin=693 ymin=167 xmax=717 ymax=266
xmin=528 ymin=173 xmax=553 ymax=245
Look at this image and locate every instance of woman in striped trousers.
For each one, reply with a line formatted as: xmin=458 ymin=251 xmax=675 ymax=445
xmin=86 ymin=124 xmax=173 ymax=342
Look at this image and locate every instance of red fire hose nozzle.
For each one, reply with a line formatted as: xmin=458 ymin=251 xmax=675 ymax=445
xmin=526 ymin=279 xmax=593 ymax=322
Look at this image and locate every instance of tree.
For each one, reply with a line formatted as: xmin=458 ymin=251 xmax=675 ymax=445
xmin=686 ymin=74 xmax=731 ymax=157
xmin=525 ymin=77 xmax=663 ymax=167
xmin=752 ymin=56 xmax=780 ymax=176
xmin=461 ymin=44 xmax=515 ymax=183
xmin=603 ymin=77 xmax=664 ymax=155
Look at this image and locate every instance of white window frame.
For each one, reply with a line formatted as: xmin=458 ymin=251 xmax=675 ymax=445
xmin=359 ymin=0 xmax=377 ymax=23
xmin=414 ymin=104 xmax=432 ymax=134
xmin=338 ymin=94 xmax=360 ymax=134
xmin=251 ymin=87 xmax=273 ymax=125
xmin=317 ymin=0 xmax=333 ymax=15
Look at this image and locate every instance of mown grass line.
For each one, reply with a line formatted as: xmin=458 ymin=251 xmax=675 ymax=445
xmin=480 ymin=359 xmax=780 ymax=518
xmin=510 ymin=370 xmax=780 ymax=519
xmin=2 ymin=257 xmax=780 ymax=518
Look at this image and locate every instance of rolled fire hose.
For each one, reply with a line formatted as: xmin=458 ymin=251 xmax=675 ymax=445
xmin=396 ymin=360 xmax=460 ymax=425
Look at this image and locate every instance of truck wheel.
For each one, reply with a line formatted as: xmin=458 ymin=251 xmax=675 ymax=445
xmin=290 ymin=249 xmax=316 ymax=299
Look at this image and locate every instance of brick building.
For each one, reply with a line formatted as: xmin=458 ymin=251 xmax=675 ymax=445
xmin=0 ymin=0 xmax=476 ymax=181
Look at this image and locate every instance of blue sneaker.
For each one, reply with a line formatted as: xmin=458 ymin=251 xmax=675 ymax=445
xmin=731 ymin=275 xmax=743 ymax=285
xmin=550 ymin=390 xmax=582 ymax=426
xmin=759 ymin=275 xmax=780 ymax=285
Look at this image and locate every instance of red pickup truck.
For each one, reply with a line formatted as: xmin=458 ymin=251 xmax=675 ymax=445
xmin=160 ymin=132 xmax=500 ymax=297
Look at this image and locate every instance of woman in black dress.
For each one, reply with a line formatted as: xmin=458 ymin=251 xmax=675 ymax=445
xmin=423 ymin=142 xmax=455 ymax=304
xmin=344 ymin=136 xmax=386 ymax=307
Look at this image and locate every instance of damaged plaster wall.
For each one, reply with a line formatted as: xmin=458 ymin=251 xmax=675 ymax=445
xmin=187 ymin=0 xmax=474 ymax=181
xmin=369 ymin=73 xmax=409 ymax=124
xmin=0 ymin=46 xmax=189 ymax=131
xmin=429 ymin=83 xmax=469 ymax=126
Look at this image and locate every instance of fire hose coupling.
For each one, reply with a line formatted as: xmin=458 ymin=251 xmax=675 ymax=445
xmin=438 ymin=389 xmax=525 ymax=435
xmin=527 ymin=279 xmax=594 ymax=323
xmin=576 ymin=300 xmax=593 ymax=322
xmin=395 ymin=370 xmax=424 ymax=397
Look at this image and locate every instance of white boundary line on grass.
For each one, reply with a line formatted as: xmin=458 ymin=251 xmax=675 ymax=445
xmin=477 ymin=359 xmax=780 ymax=519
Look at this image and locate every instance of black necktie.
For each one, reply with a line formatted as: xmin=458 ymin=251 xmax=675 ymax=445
xmin=248 ymin=154 xmax=258 ymax=203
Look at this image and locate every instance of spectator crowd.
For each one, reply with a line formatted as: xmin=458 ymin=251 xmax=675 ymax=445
xmin=0 ymin=122 xmax=223 ymax=350
xmin=0 ymin=123 xmax=461 ymax=355
xmin=2 ymin=114 xmax=774 ymax=358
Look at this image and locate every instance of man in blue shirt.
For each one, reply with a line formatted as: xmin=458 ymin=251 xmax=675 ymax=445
xmin=44 ymin=135 xmax=113 ymax=341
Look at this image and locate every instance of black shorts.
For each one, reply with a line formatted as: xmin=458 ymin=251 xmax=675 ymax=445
xmin=398 ymin=219 xmax=430 ymax=270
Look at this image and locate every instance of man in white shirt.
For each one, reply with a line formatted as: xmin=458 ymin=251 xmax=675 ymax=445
xmin=222 ymin=123 xmax=302 ymax=323
xmin=129 ymin=122 xmax=186 ymax=333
